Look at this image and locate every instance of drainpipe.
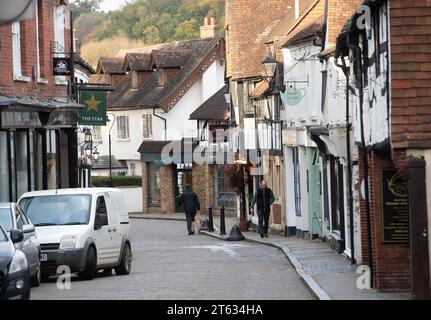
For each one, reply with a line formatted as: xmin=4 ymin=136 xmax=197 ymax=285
xmin=153 ymin=107 xmax=167 ymax=140
xmin=347 ymin=32 xmax=374 ymax=286
xmin=322 ymin=0 xmax=329 ymax=51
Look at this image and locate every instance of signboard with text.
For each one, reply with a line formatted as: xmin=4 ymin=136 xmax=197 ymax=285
xmin=381 ymin=169 xmax=409 ymax=243
xmin=53 ymin=57 xmax=72 ymax=76
xmin=79 ymin=91 xmax=107 ymax=126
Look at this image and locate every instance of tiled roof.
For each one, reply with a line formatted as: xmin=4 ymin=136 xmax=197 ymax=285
xmin=74 ymin=54 xmax=96 ymax=74
xmin=250 ymin=80 xmax=271 ymax=98
xmin=107 ymin=37 xmax=224 ymax=111
xmin=278 ymin=0 xmax=324 ymax=48
xmin=92 ymin=155 xmax=128 ymax=170
xmin=97 ymin=57 xmax=125 ymax=74
xmin=151 ymin=49 xmax=192 ymax=68
xmin=189 ymin=86 xmax=229 ymax=120
xmin=123 ymin=53 xmax=152 ymax=71
xmin=282 ymin=15 xmax=324 ymax=47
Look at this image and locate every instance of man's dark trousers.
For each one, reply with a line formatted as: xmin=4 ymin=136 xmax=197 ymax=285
xmin=258 ymin=210 xmax=270 ymax=235
xmin=186 ymin=212 xmax=196 ymax=234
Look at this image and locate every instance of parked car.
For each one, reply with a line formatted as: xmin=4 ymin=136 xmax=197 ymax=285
xmin=18 ymin=188 xmax=132 ymax=281
xmin=0 ymin=203 xmax=41 ymax=287
xmin=0 ymin=224 xmax=31 ymax=300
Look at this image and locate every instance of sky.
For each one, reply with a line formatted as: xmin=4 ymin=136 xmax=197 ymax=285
xmin=99 ymin=0 xmax=130 ymax=12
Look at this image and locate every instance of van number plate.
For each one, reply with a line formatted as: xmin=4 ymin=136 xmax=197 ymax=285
xmin=40 ymin=254 xmax=48 ymax=262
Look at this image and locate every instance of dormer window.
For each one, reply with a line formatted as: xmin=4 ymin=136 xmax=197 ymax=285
xmin=157 ymin=68 xmax=167 ymax=87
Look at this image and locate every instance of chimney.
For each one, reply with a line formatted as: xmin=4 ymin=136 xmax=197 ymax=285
xmin=200 ymin=16 xmax=219 ymax=38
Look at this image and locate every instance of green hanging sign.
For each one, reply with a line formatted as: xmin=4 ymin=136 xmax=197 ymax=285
xmin=79 ymin=90 xmax=107 ymax=126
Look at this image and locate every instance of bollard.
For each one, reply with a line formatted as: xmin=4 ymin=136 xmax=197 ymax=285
xmin=208 ymin=206 xmax=214 ymax=232
xmin=220 ymin=206 xmax=226 ymax=235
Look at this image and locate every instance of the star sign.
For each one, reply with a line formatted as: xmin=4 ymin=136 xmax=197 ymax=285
xmin=84 ymin=94 xmax=102 ymax=112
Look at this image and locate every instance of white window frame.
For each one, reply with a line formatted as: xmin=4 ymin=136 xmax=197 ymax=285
xmin=117 ymin=116 xmax=130 ymax=141
xmin=35 ymin=1 xmax=48 ymax=84
xmin=12 ymin=22 xmax=30 ymax=82
xmin=53 ymin=5 xmax=67 ymax=86
xmin=142 ymin=114 xmax=153 ymax=139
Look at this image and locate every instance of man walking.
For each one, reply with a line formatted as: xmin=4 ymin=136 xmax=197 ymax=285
xmin=178 ymin=184 xmax=200 ymax=235
xmin=250 ymin=180 xmax=275 ymax=238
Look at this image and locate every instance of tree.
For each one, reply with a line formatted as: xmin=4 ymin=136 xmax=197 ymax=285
xmin=69 ymin=0 xmax=100 ymax=21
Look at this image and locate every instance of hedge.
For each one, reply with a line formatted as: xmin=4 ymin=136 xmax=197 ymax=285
xmin=91 ymin=176 xmax=142 ymax=187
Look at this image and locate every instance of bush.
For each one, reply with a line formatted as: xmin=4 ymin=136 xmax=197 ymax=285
xmin=91 ymin=176 xmax=142 ymax=188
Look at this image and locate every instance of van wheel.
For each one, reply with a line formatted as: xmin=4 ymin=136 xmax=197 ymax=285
xmin=115 ymin=243 xmax=132 ymax=276
xmin=79 ymin=247 xmax=96 ymax=280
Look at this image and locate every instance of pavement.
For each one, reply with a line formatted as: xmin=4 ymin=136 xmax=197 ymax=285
xmin=31 ymin=218 xmax=313 ymax=300
xmin=197 ymin=215 xmax=411 ymax=300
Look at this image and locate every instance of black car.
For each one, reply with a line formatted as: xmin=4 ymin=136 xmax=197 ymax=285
xmin=0 ymin=224 xmax=31 ymax=300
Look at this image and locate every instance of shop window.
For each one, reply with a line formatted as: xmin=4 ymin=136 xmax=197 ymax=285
xmin=148 ymin=163 xmax=161 ymax=207
xmin=0 ymin=132 xmax=10 ymax=202
xmin=215 ymin=166 xmax=237 ymax=209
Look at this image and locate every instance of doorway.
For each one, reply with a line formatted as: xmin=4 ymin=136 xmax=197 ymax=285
xmin=174 ymin=163 xmax=193 ymax=212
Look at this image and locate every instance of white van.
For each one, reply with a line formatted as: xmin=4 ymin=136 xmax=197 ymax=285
xmin=18 ymin=188 xmax=132 ymax=280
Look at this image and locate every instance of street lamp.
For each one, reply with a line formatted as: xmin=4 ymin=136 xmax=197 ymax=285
xmin=262 ymin=52 xmax=277 ymax=79
xmin=93 ymin=148 xmax=100 ymax=161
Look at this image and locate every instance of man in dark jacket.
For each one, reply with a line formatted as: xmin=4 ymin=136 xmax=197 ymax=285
xmin=250 ymin=180 xmax=275 ymax=238
xmin=178 ymin=184 xmax=200 ymax=235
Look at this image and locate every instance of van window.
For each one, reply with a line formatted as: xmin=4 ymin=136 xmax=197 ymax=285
xmin=20 ymin=195 xmax=91 ymax=226
xmin=96 ymin=196 xmax=108 ymax=227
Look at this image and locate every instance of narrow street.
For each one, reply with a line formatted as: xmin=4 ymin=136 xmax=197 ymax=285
xmin=31 ymin=219 xmax=314 ymax=300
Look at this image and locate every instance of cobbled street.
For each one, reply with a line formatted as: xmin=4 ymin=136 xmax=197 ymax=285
xmin=31 ymin=219 xmax=314 ymax=300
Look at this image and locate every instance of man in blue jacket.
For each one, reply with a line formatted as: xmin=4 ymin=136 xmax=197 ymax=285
xmin=178 ymin=184 xmax=200 ymax=235
xmin=250 ymin=180 xmax=275 ymax=238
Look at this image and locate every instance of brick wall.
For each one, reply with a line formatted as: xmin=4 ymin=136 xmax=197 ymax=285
xmin=192 ymin=164 xmax=215 ymax=213
xmin=225 ymin=0 xmax=292 ymax=79
xmin=326 ymin=0 xmax=363 ymax=47
xmin=367 ymin=150 xmax=411 ymax=289
xmin=160 ymin=165 xmax=175 ymax=214
xmin=0 ymin=0 xmax=69 ymax=99
xmin=390 ymin=0 xmax=431 ymax=173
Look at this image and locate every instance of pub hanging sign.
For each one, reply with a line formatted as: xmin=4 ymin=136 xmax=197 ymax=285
xmin=79 ymin=90 xmax=107 ymax=126
xmin=381 ymin=169 xmax=409 ymax=243
xmin=53 ymin=57 xmax=72 ymax=76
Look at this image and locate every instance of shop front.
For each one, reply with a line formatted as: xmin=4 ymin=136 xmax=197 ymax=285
xmin=0 ymin=97 xmax=81 ymax=201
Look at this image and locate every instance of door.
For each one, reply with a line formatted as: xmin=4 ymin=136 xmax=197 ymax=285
xmin=307 ymin=148 xmax=323 ymax=239
xmin=93 ymin=195 xmax=113 ymax=266
xmin=174 ymin=164 xmax=193 ymax=212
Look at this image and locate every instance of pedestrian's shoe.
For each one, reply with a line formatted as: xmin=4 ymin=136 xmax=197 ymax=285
xmin=260 ymin=233 xmax=264 ymax=238
xmin=188 ymin=231 xmax=195 ymax=235
xmin=265 ymin=233 xmax=269 ymax=238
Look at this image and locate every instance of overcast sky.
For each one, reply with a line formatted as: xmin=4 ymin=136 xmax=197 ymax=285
xmin=99 ymin=0 xmax=130 ymax=12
